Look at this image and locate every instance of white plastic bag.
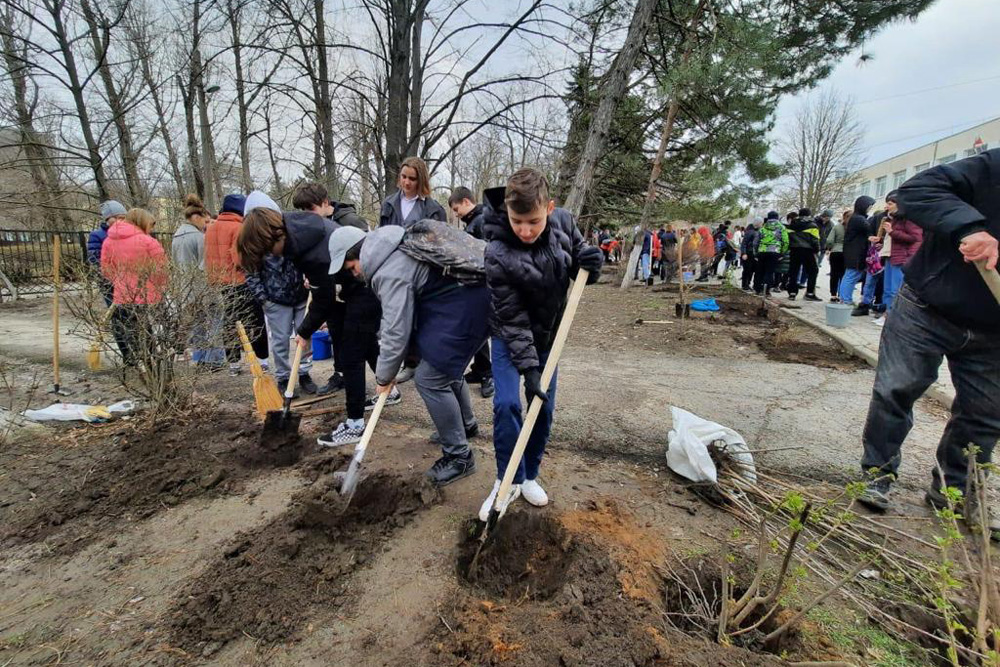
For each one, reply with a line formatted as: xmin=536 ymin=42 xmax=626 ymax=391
xmin=24 ymin=400 xmax=136 ymax=423
xmin=666 ymin=406 xmax=756 ymax=484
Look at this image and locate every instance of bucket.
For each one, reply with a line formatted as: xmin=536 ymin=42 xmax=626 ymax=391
xmin=825 ymin=303 xmax=853 ymax=329
xmin=311 ymin=331 xmax=332 ymax=360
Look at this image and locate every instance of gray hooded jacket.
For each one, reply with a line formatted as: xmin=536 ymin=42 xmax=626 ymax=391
xmin=172 ymin=222 xmax=205 ymax=270
xmin=361 ymin=226 xmax=432 ymax=385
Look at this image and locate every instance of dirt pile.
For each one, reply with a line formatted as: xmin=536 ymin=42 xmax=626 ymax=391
xmin=430 ymin=499 xmax=783 ymax=667
xmin=167 ymin=469 xmax=440 ymax=656
xmin=0 ymin=407 xmax=262 ymax=554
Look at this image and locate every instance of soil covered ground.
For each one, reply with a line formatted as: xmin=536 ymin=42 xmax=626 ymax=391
xmin=0 ymin=273 xmax=977 ymax=666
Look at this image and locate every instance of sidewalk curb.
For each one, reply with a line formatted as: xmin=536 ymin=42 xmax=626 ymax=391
xmin=779 ymin=305 xmax=954 ymax=410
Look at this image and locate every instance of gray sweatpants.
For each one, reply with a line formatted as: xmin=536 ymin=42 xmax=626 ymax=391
xmin=263 ymin=300 xmax=313 ymax=381
xmin=415 ymin=359 xmax=476 ymax=458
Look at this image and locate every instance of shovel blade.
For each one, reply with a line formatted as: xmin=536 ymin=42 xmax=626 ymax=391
xmin=466 ymin=508 xmax=501 ymax=579
xmin=339 ymin=453 xmax=364 ymax=503
xmin=260 ymin=409 xmax=302 ymax=447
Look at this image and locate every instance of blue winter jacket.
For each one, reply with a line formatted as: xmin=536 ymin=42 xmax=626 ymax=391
xmin=246 ymin=255 xmax=308 ymax=307
xmin=87 ymin=223 xmax=109 ymax=265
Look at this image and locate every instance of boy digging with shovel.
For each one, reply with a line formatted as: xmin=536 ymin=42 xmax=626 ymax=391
xmin=478 ymin=168 xmax=603 ymax=520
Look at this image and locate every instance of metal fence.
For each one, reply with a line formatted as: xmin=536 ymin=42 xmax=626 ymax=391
xmin=0 ymin=229 xmax=173 ymax=299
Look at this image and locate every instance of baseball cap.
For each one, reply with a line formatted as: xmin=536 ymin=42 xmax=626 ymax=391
xmin=328 ymin=226 xmax=367 ymax=275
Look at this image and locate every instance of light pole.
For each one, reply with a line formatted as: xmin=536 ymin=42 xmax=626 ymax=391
xmin=198 ymin=81 xmax=221 ymax=211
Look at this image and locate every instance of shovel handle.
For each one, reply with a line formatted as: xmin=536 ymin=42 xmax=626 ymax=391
xmin=492 ymin=269 xmax=589 ymax=513
xmin=354 ymin=389 xmax=389 ymax=458
xmin=974 ymin=260 xmax=1000 ymax=304
xmin=284 ymin=341 xmax=305 ymax=400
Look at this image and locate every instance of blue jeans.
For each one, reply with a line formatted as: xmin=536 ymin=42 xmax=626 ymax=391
xmin=839 ymin=268 xmax=873 ymax=305
xmin=883 ymin=264 xmax=903 ymax=312
xmin=861 ymin=285 xmax=1000 ymax=490
xmin=640 ymin=253 xmax=651 ymax=281
xmin=491 ymin=337 xmax=557 ymax=483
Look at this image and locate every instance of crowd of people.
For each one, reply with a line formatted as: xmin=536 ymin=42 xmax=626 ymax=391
xmin=88 ymin=158 xmax=602 ymax=521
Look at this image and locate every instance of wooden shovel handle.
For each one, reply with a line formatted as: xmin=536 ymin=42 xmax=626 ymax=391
xmin=493 ymin=269 xmax=589 ymax=509
xmin=974 ymin=260 xmax=1000 ymax=304
xmin=284 ymin=342 xmax=305 ymax=399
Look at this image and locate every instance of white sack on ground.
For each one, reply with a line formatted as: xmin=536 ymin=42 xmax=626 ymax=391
xmin=666 ymin=406 xmax=756 ymax=484
xmin=24 ymin=400 xmax=136 ymax=423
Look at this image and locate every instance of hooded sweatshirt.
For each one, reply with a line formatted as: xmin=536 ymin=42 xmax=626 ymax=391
xmin=172 ymin=222 xmax=205 ymax=269
xmin=843 ymin=196 xmax=876 ymax=270
xmin=757 ymin=218 xmax=789 ymax=255
xmin=101 ymin=221 xmax=167 ymax=305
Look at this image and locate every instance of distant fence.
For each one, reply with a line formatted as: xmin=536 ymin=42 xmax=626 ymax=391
xmin=0 ymin=229 xmax=173 ymax=299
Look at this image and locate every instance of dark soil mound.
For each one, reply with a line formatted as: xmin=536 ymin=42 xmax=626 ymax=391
xmin=167 ymin=470 xmax=440 ymax=655
xmin=0 ymin=407 xmax=261 ymax=554
xmin=247 ymin=411 xmax=305 ymax=467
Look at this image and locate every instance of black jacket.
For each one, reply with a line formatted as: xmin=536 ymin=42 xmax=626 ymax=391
xmin=817 ymin=218 xmax=834 ymax=253
xmin=896 ymin=149 xmax=1000 ymax=330
xmin=379 ymin=191 xmax=447 ymax=228
xmin=332 ymin=201 xmax=368 ymax=231
xmin=484 ymin=205 xmax=595 ymax=372
xmin=844 ymin=196 xmax=875 ymax=270
xmin=787 ymin=216 xmax=820 ymax=252
xmin=462 ymin=204 xmax=485 ymax=240
xmin=281 ymin=211 xmax=340 ymax=337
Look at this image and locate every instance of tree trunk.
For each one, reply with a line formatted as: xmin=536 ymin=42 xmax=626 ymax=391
xmin=408 ymin=2 xmax=424 ymax=154
xmin=313 ymin=0 xmax=338 ymax=193
xmin=80 ymin=0 xmax=145 ymax=206
xmin=47 ymin=0 xmax=110 ymax=200
xmin=562 ymin=0 xmax=658 ymax=218
xmin=178 ymin=74 xmax=205 ymax=199
xmin=228 ymin=0 xmax=253 ymax=192
xmin=384 ymin=0 xmax=413 ymax=191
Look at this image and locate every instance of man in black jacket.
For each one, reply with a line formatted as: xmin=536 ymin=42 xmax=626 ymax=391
xmin=838 ymin=196 xmax=876 ymax=309
xmin=785 ymin=207 xmax=822 ymax=301
xmin=449 ymin=186 xmax=494 ymax=398
xmin=856 ymin=150 xmax=1000 ymax=539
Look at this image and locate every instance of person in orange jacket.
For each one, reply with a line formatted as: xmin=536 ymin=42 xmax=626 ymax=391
xmin=205 ymin=193 xmax=268 ymax=375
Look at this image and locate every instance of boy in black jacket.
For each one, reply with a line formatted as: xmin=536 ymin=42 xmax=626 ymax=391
xmin=856 ymin=149 xmax=1000 ymax=540
xmin=479 ymin=168 xmax=603 ymax=520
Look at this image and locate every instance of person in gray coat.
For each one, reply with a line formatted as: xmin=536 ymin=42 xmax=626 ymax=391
xmin=334 ymin=224 xmax=490 ymax=486
xmin=379 ymin=156 xmax=447 ymax=228
xmin=173 ymin=194 xmax=210 ymax=269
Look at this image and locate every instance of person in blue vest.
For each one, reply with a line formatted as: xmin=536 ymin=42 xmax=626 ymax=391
xmin=334 ymin=224 xmax=489 ymax=486
xmin=90 ymin=200 xmax=127 ymax=306
xmin=378 ymin=156 xmax=447 ymax=228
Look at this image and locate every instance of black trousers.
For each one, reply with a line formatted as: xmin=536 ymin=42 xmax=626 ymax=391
xmin=112 ymin=305 xmax=153 ymax=366
xmin=754 ymin=253 xmax=780 ymax=294
xmin=786 ymin=248 xmax=819 ymax=296
xmin=222 ymin=284 xmax=268 ymax=363
xmin=341 ymin=328 xmax=380 ymax=420
xmin=468 ymin=340 xmax=492 ymax=380
xmin=828 ymin=252 xmax=845 ymax=298
xmin=741 ymin=255 xmax=757 ymax=291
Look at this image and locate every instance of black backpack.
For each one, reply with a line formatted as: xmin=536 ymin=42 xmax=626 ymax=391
xmin=398 ymin=218 xmax=486 ymax=286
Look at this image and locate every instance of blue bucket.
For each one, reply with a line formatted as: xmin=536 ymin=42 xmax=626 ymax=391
xmin=311 ymin=331 xmax=332 ymax=360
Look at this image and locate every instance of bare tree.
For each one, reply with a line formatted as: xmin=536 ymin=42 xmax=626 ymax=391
xmin=776 ymin=89 xmax=866 ymax=213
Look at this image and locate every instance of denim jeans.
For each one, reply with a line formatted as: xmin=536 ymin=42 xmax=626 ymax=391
xmin=861 ymin=285 xmax=1000 ymax=490
xmin=491 ymin=336 xmax=557 ymax=483
xmin=882 ymin=264 xmax=904 ymax=312
xmin=838 ymin=268 xmax=873 ymax=305
xmin=640 ymin=253 xmax=651 ymax=281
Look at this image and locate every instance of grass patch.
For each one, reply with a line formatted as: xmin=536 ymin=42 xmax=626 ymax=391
xmin=807 ymin=607 xmax=925 ymax=667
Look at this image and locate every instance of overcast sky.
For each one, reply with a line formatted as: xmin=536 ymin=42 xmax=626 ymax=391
xmin=770 ymin=0 xmax=1000 ymax=169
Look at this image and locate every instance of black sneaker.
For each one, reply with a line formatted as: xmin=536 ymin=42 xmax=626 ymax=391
xmin=804 ymin=294 xmax=822 ymax=302
xmin=787 ymin=294 xmax=797 ymax=301
xmin=480 ymin=377 xmax=495 ymax=398
xmin=277 ymin=378 xmax=300 ymax=399
xmin=464 ymin=371 xmax=484 ymax=384
xmin=364 ymin=387 xmax=401 ymax=411
xmin=317 ymin=421 xmax=364 ymax=448
xmin=426 ymin=452 xmax=476 ymax=486
xmin=298 ymin=373 xmax=318 ymax=395
xmin=851 ymin=304 xmax=870 ymax=316
xmin=858 ymin=478 xmax=892 ymax=511
xmin=317 ymin=373 xmax=345 ymax=396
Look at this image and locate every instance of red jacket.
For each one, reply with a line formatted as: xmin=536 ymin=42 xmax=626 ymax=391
xmin=205 ymin=212 xmax=245 ymax=285
xmin=100 ymin=221 xmax=167 ymax=305
xmin=888 ymin=218 xmax=923 ymax=266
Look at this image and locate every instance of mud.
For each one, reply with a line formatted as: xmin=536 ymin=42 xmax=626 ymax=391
xmin=167 ymin=469 xmax=440 ymax=655
xmin=249 ymin=411 xmax=305 ymax=467
xmin=0 ymin=407 xmax=262 ymax=554
xmin=744 ymin=326 xmax=867 ymax=371
xmin=431 ymin=499 xmax=784 ymax=667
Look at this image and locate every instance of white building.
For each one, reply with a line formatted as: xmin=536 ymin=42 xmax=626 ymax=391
xmin=851 ymin=116 xmax=1000 ymax=205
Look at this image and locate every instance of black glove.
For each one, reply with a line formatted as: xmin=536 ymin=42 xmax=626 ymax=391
xmin=523 ymin=367 xmax=549 ymax=403
xmin=576 ymin=245 xmax=604 ymax=284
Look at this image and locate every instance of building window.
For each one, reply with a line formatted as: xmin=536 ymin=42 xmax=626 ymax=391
xmin=892 ymin=169 xmax=907 ymax=189
xmin=938 ymin=154 xmax=956 ymax=165
xmin=914 ymin=162 xmax=930 ymax=173
xmin=875 ymin=176 xmax=887 ymax=197
xmin=964 ymin=149 xmax=976 ymax=158
xmin=858 ymin=181 xmax=871 ymax=197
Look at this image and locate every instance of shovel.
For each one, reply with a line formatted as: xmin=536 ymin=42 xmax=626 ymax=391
xmin=339 ymin=388 xmax=390 ymax=505
xmin=468 ymin=269 xmax=590 ymax=578
xmin=50 ymin=234 xmax=70 ymax=396
xmin=261 ymin=340 xmax=305 ymax=444
xmin=87 ymin=304 xmax=116 ymax=371
xmin=974 ymin=259 xmax=1000 ymax=304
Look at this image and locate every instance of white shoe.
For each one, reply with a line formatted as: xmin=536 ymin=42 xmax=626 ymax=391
xmin=521 ymin=479 xmax=549 ymax=507
xmin=395 ymin=366 xmax=416 ymax=384
xmin=873 ymin=316 xmax=886 ymax=327
xmin=478 ymin=479 xmax=521 ymax=522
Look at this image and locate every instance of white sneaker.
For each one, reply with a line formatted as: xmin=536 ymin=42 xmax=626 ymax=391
xmin=873 ymin=316 xmax=886 ymax=327
xmin=521 ymin=479 xmax=549 ymax=507
xmin=478 ymin=479 xmax=521 ymax=522
xmin=395 ymin=366 xmax=416 ymax=384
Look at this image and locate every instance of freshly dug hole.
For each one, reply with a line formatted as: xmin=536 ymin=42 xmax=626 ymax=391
xmin=457 ymin=512 xmax=574 ymax=601
xmin=168 ymin=470 xmax=439 ymax=653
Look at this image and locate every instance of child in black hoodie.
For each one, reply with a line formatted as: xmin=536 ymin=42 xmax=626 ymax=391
xmin=479 ymin=168 xmax=603 ymax=520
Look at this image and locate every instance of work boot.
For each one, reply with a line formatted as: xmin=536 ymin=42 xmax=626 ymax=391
xmin=857 ymin=477 xmax=892 ymax=512
xmin=277 ymin=378 xmax=300 ymax=399
xmin=479 ymin=479 xmax=521 ymax=522
xmin=317 ymin=373 xmax=345 ymax=396
xmin=851 ymin=304 xmax=870 ymax=316
xmin=480 ymin=377 xmax=495 ymax=398
xmin=925 ymin=486 xmax=1000 ymax=542
xmin=426 ymin=451 xmax=476 ymax=486
xmin=298 ymin=373 xmax=318 ymax=395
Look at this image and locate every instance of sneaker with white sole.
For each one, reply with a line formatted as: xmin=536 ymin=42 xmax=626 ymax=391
xmin=317 ymin=421 xmax=364 ymax=448
xmin=521 ymin=478 xmax=549 ymax=507
xmin=478 ymin=479 xmax=522 ymax=522
xmin=364 ymin=387 xmax=401 ymax=411
xmin=873 ymin=315 xmax=886 ymax=327
xmin=395 ymin=366 xmax=416 ymax=384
